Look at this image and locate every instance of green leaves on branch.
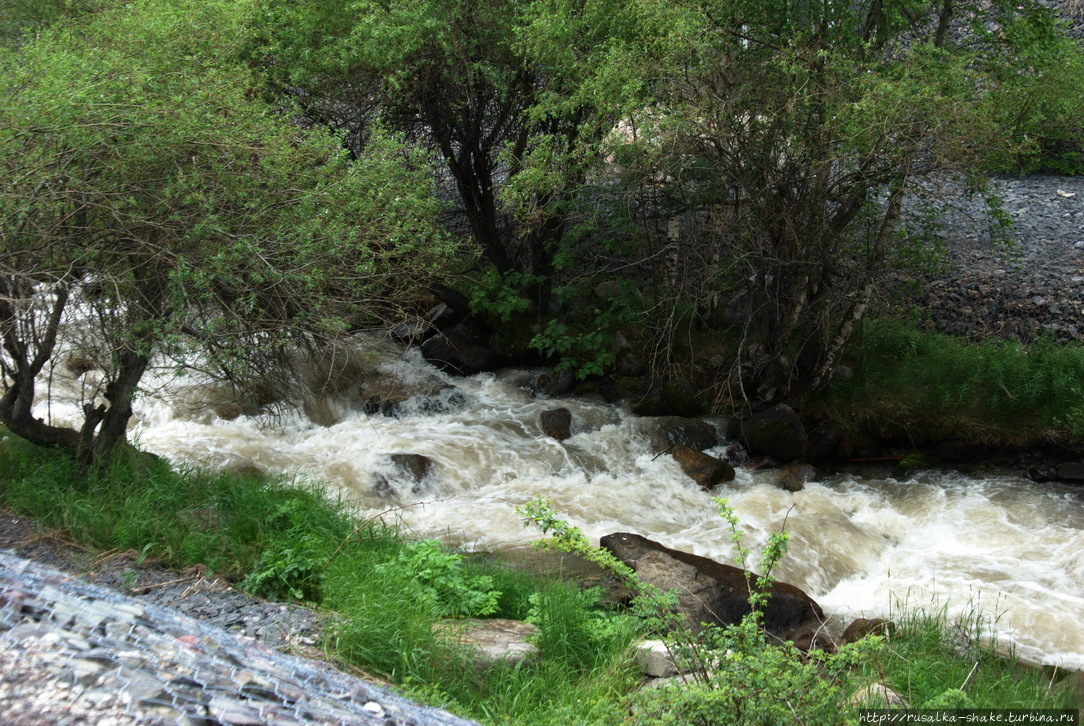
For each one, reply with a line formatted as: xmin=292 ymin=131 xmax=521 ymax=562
xmin=0 ymin=0 xmax=451 ymax=461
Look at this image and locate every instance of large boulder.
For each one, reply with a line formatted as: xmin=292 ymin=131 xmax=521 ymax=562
xmin=1056 ymin=462 xmax=1084 ymax=482
xmin=645 ymin=417 xmax=719 ymax=453
xmin=632 ymin=550 xmax=724 ymax=633
xmin=671 ymin=446 xmax=735 ymax=490
xmin=600 ymin=532 xmax=823 ymax=634
xmin=420 ymin=324 xmax=500 ymax=375
xmin=739 ymin=404 xmax=808 ymax=462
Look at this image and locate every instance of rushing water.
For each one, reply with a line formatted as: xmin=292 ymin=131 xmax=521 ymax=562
xmin=35 ymin=340 xmax=1084 ymax=671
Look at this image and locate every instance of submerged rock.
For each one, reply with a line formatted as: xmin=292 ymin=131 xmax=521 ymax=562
xmin=373 ymin=453 xmax=434 ymax=497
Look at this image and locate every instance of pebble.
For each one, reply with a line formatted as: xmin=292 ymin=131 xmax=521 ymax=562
xmin=0 ymin=552 xmax=478 ymax=725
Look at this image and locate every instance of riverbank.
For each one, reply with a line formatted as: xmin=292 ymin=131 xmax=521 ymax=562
xmin=1 ymin=462 xmax=1080 ymax=723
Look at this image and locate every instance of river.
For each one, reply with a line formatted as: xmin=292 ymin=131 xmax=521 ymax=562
xmin=38 ymin=340 xmax=1084 ymax=672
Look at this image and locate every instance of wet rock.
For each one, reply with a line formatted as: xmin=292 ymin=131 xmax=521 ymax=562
xmin=670 ymin=445 xmax=735 ymax=490
xmin=421 ymin=324 xmax=500 ymax=376
xmin=645 ymin=416 xmax=719 ymax=453
xmin=63 ymin=354 xmax=98 ymax=378
xmin=773 ymin=618 xmax=837 ymax=652
xmin=373 ymin=453 xmax=434 ymax=497
xmin=539 ymin=408 xmax=572 ymax=441
xmin=361 ymin=376 xmax=464 ymax=417
xmin=1055 ymin=462 xmax=1084 ymax=482
xmin=739 ymin=404 xmax=808 ymax=462
xmin=524 ymin=368 xmax=576 ymax=397
xmin=388 ymin=321 xmax=429 ymax=346
xmin=600 ymin=533 xmax=824 ymax=634
xmin=841 ymin=617 xmax=894 ymax=644
xmin=775 ymin=463 xmax=818 ymax=493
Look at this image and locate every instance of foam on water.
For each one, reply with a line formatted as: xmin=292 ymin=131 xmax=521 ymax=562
xmin=32 ymin=344 xmax=1084 ymax=670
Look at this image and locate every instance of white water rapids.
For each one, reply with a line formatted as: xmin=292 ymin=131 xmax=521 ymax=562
xmin=32 ymin=341 xmax=1084 ymax=672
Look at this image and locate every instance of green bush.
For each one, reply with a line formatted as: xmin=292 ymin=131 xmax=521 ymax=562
xmin=375 ymin=539 xmax=501 ymax=618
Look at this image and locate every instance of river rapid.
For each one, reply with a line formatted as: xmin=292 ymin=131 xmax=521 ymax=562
xmin=35 ymin=340 xmax=1084 ymax=672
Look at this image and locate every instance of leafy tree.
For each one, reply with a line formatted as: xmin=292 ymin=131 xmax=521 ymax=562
xmin=0 ymin=0 xmax=451 ymax=465
xmin=257 ymin=0 xmax=640 ymax=316
xmin=603 ymin=0 xmax=1083 ymax=400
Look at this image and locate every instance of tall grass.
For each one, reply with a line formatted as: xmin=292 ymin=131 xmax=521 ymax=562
xmin=823 ymin=317 xmax=1084 ymax=447
xmin=857 ymin=602 xmax=1080 ymax=709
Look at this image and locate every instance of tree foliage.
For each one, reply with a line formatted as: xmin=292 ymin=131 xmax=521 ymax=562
xmin=597 ymin=0 xmax=1082 ymax=400
xmin=258 ymin=0 xmax=642 ymax=315
xmin=0 ymin=0 xmax=451 ymax=464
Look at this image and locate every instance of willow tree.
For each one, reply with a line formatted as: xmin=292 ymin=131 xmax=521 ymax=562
xmin=0 ymin=0 xmax=451 ymax=465
xmin=610 ymin=0 xmax=1082 ymax=400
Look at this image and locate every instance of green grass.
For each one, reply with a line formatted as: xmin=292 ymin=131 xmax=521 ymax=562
xmin=0 ymin=428 xmax=644 ymax=724
xmin=0 ymin=426 xmax=1078 ymax=723
xmin=819 ymin=317 xmax=1084 ymax=450
xmin=858 ymin=604 xmax=1080 ymax=709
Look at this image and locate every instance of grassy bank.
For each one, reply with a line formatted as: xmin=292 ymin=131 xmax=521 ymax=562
xmin=816 ymin=317 xmax=1084 ymax=454
xmin=0 ymin=428 xmax=1078 ymax=722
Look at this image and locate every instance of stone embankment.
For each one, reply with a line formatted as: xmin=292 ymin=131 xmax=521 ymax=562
xmin=0 ymin=551 xmax=478 ymax=725
xmin=902 ymin=174 xmax=1084 ymax=342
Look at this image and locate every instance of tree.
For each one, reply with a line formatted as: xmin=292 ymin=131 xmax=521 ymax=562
xmin=258 ymin=0 xmax=640 ymax=317
xmin=0 ymin=0 xmax=451 ymax=466
xmin=605 ymin=0 xmax=1083 ymax=400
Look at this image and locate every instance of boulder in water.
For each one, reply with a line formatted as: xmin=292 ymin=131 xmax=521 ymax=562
xmin=739 ymin=404 xmax=808 ymax=462
xmin=645 ymin=416 xmax=719 ymax=453
xmin=671 ymin=445 xmax=735 ymax=490
xmin=775 ymin=463 xmax=818 ymax=492
xmin=539 ymin=408 xmax=572 ymax=441
xmin=420 ymin=324 xmax=500 ymax=375
xmin=600 ymin=532 xmax=823 ymax=634
xmin=1055 ymin=462 xmax=1084 ymax=482
xmin=373 ymin=453 xmax=433 ymax=497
